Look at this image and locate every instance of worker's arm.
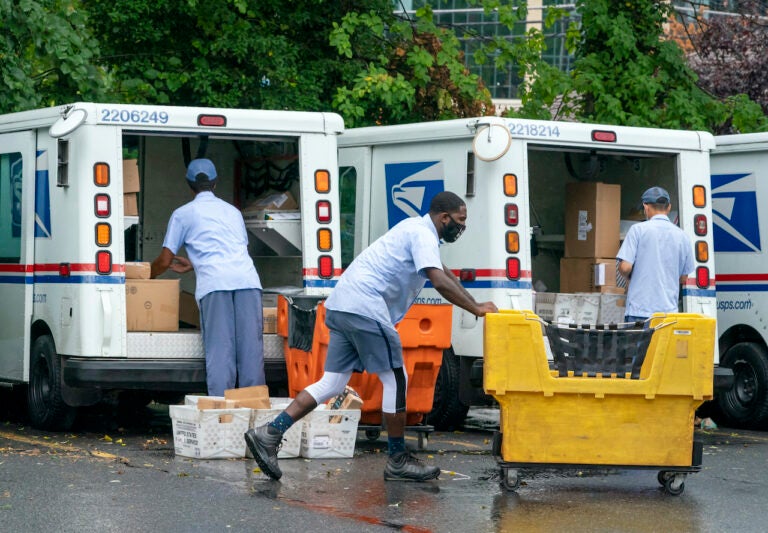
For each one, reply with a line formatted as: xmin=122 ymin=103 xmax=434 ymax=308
xmin=425 ymin=267 xmax=498 ymax=317
xmin=679 ymin=274 xmax=688 ymax=285
xmin=618 ymin=260 xmax=633 ymax=280
xmin=151 ymin=248 xmax=193 ymax=278
xmin=441 ymin=263 xmax=475 ymax=300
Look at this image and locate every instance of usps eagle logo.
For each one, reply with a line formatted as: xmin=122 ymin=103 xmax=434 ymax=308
xmin=711 ymin=172 xmax=762 ymax=252
xmin=384 ymin=161 xmax=445 ymax=229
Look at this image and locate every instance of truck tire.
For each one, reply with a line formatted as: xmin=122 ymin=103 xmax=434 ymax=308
xmin=28 ymin=335 xmax=76 ymax=431
xmin=713 ymin=342 xmax=768 ymax=429
xmin=427 ymin=349 xmax=469 ymax=430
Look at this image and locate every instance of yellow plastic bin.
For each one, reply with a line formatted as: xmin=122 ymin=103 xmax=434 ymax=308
xmin=484 ymin=310 xmax=715 ymax=495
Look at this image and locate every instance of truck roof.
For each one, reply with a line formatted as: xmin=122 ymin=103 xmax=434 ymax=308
xmin=0 ymin=102 xmax=345 ymax=136
xmin=338 ymin=117 xmax=714 ymax=153
xmin=714 ymin=132 xmax=768 ymax=153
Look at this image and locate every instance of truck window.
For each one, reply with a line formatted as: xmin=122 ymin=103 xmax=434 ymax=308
xmin=0 ymin=152 xmax=22 ymax=262
xmin=339 ymin=165 xmax=357 ymax=269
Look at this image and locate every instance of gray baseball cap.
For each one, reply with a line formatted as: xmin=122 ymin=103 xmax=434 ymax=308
xmin=641 ymin=186 xmax=670 ymax=205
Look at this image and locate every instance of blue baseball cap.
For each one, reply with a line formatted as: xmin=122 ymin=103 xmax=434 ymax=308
xmin=185 ymin=158 xmax=217 ymax=183
xmin=641 ymin=186 xmax=670 ymax=205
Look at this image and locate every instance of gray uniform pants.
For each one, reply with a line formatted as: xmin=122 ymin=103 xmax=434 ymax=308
xmin=199 ymin=288 xmax=265 ymax=396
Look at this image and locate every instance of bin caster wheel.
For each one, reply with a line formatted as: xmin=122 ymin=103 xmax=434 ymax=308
xmin=501 ymin=468 xmax=520 ymax=491
xmin=663 ymin=473 xmax=686 ymax=496
xmin=657 ymin=471 xmax=672 ymax=486
xmin=365 ymin=429 xmax=381 ymax=441
xmin=417 ymin=432 xmax=428 ymax=450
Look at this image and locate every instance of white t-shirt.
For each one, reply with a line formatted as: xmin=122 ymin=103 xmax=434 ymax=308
xmin=325 ymin=214 xmax=442 ymax=326
xmin=162 ymin=191 xmax=262 ymax=301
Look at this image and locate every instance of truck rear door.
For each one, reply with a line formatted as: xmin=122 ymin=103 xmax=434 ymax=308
xmin=0 ymin=132 xmax=36 ymax=381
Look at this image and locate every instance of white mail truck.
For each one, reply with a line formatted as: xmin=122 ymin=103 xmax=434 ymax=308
xmin=339 ymin=117 xmax=723 ymax=429
xmin=709 ymin=133 xmax=768 ymax=429
xmin=0 ymin=103 xmax=343 ymax=429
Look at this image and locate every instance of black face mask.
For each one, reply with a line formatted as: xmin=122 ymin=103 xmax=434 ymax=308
xmin=442 ymin=215 xmax=466 ymax=243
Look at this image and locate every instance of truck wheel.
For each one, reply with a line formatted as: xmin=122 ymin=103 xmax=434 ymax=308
xmin=427 ymin=349 xmax=469 ymax=430
xmin=714 ymin=342 xmax=768 ymax=429
xmin=28 ymin=335 xmax=76 ymax=431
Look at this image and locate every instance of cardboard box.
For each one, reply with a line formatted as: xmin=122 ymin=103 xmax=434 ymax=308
xmin=224 ymin=385 xmax=270 ymax=410
xmin=125 ymin=279 xmax=180 ymax=331
xmin=263 ymin=307 xmax=277 ymax=334
xmin=564 ymin=182 xmax=621 ymax=258
xmin=125 ymin=262 xmax=151 ymax=280
xmin=179 ymin=291 xmax=200 ymax=328
xmin=243 ymin=191 xmax=298 ymax=214
xmin=196 ymin=398 xmax=237 ymax=410
xmin=560 ymin=257 xmax=617 ymax=293
xmin=123 ymin=159 xmax=140 ymax=193
xmin=124 ymin=193 xmax=138 ymax=216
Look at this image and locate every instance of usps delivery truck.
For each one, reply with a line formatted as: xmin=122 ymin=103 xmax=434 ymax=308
xmin=0 ymin=102 xmax=343 ymax=430
xmin=338 ymin=117 xmax=722 ymax=429
xmin=710 ymin=133 xmax=768 ymax=429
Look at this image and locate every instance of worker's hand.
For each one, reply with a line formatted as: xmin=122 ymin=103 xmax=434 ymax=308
xmin=474 ymin=301 xmax=499 ymax=317
xmin=169 ymin=256 xmax=193 ymax=273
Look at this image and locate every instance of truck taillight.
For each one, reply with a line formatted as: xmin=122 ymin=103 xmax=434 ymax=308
xmin=696 ymin=241 xmax=709 ymax=262
xmin=317 ymin=228 xmax=332 ymax=251
xmin=506 ymin=231 xmax=520 ymax=253
xmin=592 ymin=130 xmax=617 ymax=142
xmin=316 ymin=200 xmax=331 ymax=223
xmin=94 ymin=163 xmax=110 ymax=186
xmin=694 ymin=214 xmax=707 ymax=236
xmin=692 ymin=185 xmax=706 ymax=207
xmin=696 ymin=266 xmax=709 ymax=288
xmin=315 ymin=170 xmax=330 ymax=193
xmin=95 ymin=194 xmax=110 ymax=217
xmin=503 ymin=174 xmax=517 ymax=196
xmin=197 ymin=114 xmax=226 ymax=127
xmin=318 ymin=255 xmax=333 ymax=278
xmin=459 ymin=269 xmax=476 ymax=282
xmin=506 ymin=257 xmax=520 ymax=280
xmin=95 ymin=223 xmax=111 ymax=246
xmin=505 ymin=204 xmax=518 ymax=226
xmin=96 ymin=251 xmax=112 ymax=274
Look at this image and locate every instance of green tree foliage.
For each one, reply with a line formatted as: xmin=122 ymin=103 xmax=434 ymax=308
xmin=478 ymin=0 xmax=767 ymax=133
xmin=0 ymin=0 xmax=107 ymax=114
xmin=79 ymin=0 xmax=492 ymax=126
xmin=330 ymin=6 xmax=493 ymax=126
xmin=85 ymin=0 xmax=375 ymax=110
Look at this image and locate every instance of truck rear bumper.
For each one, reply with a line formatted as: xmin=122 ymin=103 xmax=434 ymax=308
xmin=62 ymin=357 xmax=287 ymax=391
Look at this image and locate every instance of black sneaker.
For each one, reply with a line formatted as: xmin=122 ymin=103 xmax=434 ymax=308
xmin=244 ymin=425 xmax=283 ymax=480
xmin=384 ymin=451 xmax=441 ymax=482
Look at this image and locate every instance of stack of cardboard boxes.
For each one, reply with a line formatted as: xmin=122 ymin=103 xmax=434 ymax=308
xmin=535 ymin=182 xmax=627 ymax=325
xmin=123 ymin=159 xmax=139 ymax=216
xmin=561 ymin=182 xmax=622 ymax=294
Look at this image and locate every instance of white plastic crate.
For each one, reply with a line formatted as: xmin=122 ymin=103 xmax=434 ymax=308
xmin=598 ymin=293 xmax=627 ymax=324
xmin=170 ymin=404 xmax=251 ymax=459
xmin=574 ymin=293 xmax=600 ymax=325
xmin=552 ymin=293 xmax=579 ymax=325
xmin=249 ymin=398 xmax=301 ymax=459
xmin=300 ymin=407 xmax=361 ymax=459
xmin=533 ymin=292 xmax=557 ymax=322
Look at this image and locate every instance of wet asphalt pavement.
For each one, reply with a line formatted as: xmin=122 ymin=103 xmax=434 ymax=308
xmin=0 ymin=396 xmax=766 ymax=532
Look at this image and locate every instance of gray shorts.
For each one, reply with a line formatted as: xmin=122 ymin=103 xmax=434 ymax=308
xmin=324 ymin=310 xmax=403 ymax=374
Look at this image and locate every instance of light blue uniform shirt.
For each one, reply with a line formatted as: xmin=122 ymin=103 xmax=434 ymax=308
xmin=162 ymin=191 xmax=262 ymax=301
xmin=617 ymin=214 xmax=694 ymax=317
xmin=325 ymin=214 xmax=443 ymax=327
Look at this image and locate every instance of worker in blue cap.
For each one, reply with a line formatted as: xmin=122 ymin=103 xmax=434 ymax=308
xmin=151 ymin=158 xmax=265 ymax=395
xmin=617 ymin=186 xmax=694 ymax=323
